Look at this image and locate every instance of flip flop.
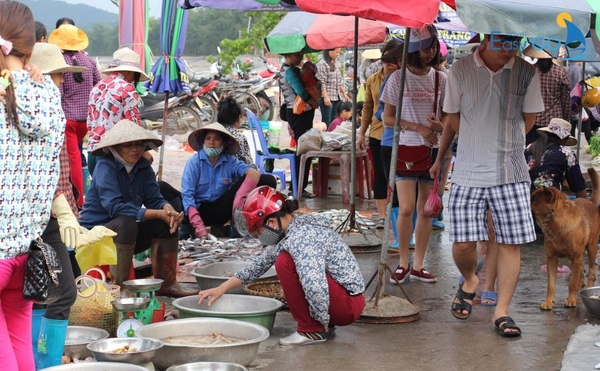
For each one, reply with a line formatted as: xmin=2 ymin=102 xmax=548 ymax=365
xmin=458 ymin=256 xmax=484 ymax=285
xmin=481 ymin=290 xmax=498 ymax=307
xmin=494 ymin=316 xmax=522 ymax=337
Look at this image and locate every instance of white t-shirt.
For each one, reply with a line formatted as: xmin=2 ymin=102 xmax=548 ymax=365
xmin=380 ymin=67 xmax=446 ymax=146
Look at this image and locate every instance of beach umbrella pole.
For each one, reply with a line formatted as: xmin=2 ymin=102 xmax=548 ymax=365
xmin=157 ymin=91 xmax=170 ymax=181
xmin=349 ymin=16 xmax=359 ymax=229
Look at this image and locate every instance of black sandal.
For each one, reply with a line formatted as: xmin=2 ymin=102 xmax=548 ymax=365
xmin=451 ymin=286 xmax=476 ymax=320
xmin=494 ymin=316 xmax=522 ymax=337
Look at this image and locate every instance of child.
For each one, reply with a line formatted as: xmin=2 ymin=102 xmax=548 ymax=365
xmin=293 ymin=61 xmax=322 ymax=114
xmin=328 ymin=101 xmax=353 ymax=132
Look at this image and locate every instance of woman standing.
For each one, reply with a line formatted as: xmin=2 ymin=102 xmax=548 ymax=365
xmin=0 ymin=2 xmax=65 ymax=369
xmin=199 ymin=186 xmax=365 ymax=345
xmin=316 ymin=48 xmax=350 ymax=126
xmin=48 ymin=24 xmax=101 ymax=207
xmin=381 ymin=26 xmax=446 ymax=284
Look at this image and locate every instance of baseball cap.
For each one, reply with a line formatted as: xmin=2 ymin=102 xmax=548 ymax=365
xmin=408 ymin=25 xmax=438 ymax=53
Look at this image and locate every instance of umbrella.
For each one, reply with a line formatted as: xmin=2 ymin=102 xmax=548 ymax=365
xmin=265 ymin=12 xmax=389 ymax=54
xmin=119 ymin=0 xmax=152 ymax=75
xmin=389 ymin=18 xmax=476 ymax=49
xmin=178 ymin=0 xmax=299 ymax=11
xmin=146 ymin=0 xmax=190 ymax=180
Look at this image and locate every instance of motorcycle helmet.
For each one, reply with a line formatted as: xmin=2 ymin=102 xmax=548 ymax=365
xmin=234 ymin=186 xmax=286 ymax=237
xmin=582 ymin=88 xmax=600 ymax=108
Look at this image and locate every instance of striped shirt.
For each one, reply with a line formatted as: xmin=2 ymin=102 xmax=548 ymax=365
xmin=380 ymin=67 xmax=446 ymax=146
xmin=443 ymin=50 xmax=544 ymax=188
xmin=316 ymin=58 xmax=343 ymax=101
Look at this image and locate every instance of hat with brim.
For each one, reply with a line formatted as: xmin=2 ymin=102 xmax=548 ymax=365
xmin=102 ymin=47 xmax=149 ymax=81
xmin=362 ymin=49 xmax=381 ymax=60
xmin=48 ymin=24 xmax=89 ymax=51
xmin=536 ymin=118 xmax=577 ymax=146
xmin=523 ymin=45 xmax=552 ymax=60
xmin=408 ymin=25 xmax=437 ymax=53
xmin=188 ymin=122 xmax=240 ymax=155
xmin=29 ymin=43 xmax=88 ymax=74
xmin=92 ymin=119 xmax=163 ymax=156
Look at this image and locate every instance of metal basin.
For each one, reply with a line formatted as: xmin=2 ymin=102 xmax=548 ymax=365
xmin=192 ymin=261 xmax=277 ymax=294
xmin=122 ymin=279 xmax=163 ymax=293
xmin=63 ymin=326 xmax=110 ymax=360
xmin=579 ymin=286 xmax=600 ymax=318
xmin=135 ymin=318 xmax=269 ymax=369
xmin=86 ymin=337 xmax=163 ymax=365
xmin=111 ymin=297 xmax=151 ymax=311
xmin=166 ymin=362 xmax=248 ymax=371
xmin=40 ymin=362 xmax=148 ymax=370
xmin=173 ymin=294 xmax=283 ymax=332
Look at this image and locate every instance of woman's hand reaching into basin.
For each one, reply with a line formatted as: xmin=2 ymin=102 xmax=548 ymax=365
xmin=198 ymin=277 xmax=243 ymax=306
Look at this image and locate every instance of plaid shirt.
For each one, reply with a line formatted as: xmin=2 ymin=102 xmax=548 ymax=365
xmin=316 ymin=58 xmax=343 ymax=101
xmin=60 ymin=51 xmax=101 ymax=121
xmin=535 ymin=64 xmax=570 ymax=127
xmin=53 ymin=137 xmax=80 ymax=217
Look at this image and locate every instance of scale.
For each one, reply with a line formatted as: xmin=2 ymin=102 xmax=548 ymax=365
xmin=111 ymin=279 xmax=164 ymax=338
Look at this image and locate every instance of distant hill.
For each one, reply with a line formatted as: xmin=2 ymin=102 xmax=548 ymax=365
xmin=23 ymin=0 xmax=118 ymax=34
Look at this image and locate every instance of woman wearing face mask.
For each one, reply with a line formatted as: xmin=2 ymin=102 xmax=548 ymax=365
xmin=180 ymin=123 xmax=261 ymax=239
xmin=198 ymin=186 xmax=366 ymax=346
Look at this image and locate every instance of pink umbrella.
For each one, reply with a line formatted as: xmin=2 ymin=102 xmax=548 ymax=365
xmin=119 ymin=0 xmax=152 ymax=75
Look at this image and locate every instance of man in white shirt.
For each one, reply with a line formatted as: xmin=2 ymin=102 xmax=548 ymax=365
xmin=438 ymin=34 xmax=544 ymax=337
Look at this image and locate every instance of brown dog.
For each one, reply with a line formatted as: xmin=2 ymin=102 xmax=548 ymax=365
xmin=531 ymin=168 xmax=600 ymax=310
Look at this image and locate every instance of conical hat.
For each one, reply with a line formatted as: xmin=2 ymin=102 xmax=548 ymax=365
xmin=187 ymin=122 xmax=240 ymax=154
xmin=92 ymin=119 xmax=162 ymax=155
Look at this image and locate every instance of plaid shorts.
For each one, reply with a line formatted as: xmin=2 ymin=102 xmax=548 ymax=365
xmin=448 ymin=182 xmax=536 ymax=244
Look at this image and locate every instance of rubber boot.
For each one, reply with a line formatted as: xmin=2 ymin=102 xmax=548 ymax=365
xmin=152 ymin=238 xmax=199 ymax=297
xmin=32 ymin=308 xmax=45 ymax=366
xmin=34 ymin=317 xmax=68 ymax=369
xmin=111 ymin=243 xmax=135 ymax=289
xmin=388 ymin=207 xmax=399 ymax=252
xmin=410 ymin=209 xmax=416 ymax=247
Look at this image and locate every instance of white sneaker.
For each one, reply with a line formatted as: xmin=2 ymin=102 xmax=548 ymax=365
xmin=279 ymin=331 xmax=326 ymax=346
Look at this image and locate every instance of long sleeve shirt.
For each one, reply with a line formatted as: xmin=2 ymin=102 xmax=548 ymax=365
xmin=60 ymin=51 xmax=101 ymax=121
xmin=235 ymin=214 xmax=365 ymax=325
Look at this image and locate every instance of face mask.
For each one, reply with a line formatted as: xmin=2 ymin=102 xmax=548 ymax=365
xmin=258 ymin=225 xmax=284 ymax=246
xmin=203 ymin=145 xmax=224 ymax=157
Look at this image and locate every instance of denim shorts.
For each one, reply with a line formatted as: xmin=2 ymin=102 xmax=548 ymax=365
xmin=394 ymin=148 xmax=440 ymax=184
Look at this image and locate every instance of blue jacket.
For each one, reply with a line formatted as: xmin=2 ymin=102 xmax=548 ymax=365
xmin=79 ymin=155 xmax=167 ymax=227
xmin=181 ymin=150 xmax=251 ymax=214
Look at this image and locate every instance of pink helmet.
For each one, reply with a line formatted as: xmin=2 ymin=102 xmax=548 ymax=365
xmin=439 ymin=40 xmax=448 ymax=58
xmin=234 ymin=186 xmax=286 ymax=236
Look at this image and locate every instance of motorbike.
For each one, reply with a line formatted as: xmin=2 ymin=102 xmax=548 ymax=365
xmin=139 ymin=91 xmax=203 ymax=135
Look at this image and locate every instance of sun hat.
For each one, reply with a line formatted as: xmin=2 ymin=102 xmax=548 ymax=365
xmin=408 ymin=25 xmax=438 ymax=53
xmin=362 ymin=49 xmax=382 ymax=60
xmin=187 ymin=122 xmax=240 ymax=154
xmin=536 ymin=118 xmax=577 ymax=146
xmin=523 ymin=45 xmax=552 ymax=60
xmin=48 ymin=24 xmax=89 ymax=51
xmin=92 ymin=119 xmax=163 ymax=156
xmin=102 ymin=47 xmax=149 ymax=81
xmin=29 ymin=42 xmax=88 ymax=74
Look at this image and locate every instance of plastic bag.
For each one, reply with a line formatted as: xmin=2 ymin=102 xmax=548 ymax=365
xmin=75 ymin=236 xmax=117 ymax=272
xmin=296 ymin=128 xmax=322 ymax=155
xmin=423 ymin=178 xmax=443 ymax=218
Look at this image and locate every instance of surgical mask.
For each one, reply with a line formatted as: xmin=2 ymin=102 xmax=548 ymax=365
xmin=203 ymin=145 xmax=224 ymax=157
xmin=258 ymin=225 xmax=284 ymax=246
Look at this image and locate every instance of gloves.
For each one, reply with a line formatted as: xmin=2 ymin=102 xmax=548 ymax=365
xmin=76 ymin=226 xmax=117 ymax=249
xmin=233 ymin=176 xmax=259 ymax=212
xmin=188 ymin=206 xmax=207 ymax=238
xmin=52 ymin=194 xmax=80 ymax=248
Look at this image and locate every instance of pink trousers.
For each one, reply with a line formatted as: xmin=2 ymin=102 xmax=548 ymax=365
xmin=66 ymin=119 xmax=87 ymax=207
xmin=0 ymin=254 xmax=34 ymax=371
xmin=275 ymin=251 xmax=366 ymax=333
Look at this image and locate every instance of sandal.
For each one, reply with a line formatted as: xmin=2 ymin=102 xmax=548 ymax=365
xmin=494 ymin=316 xmax=522 ymax=337
xmin=451 ymin=285 xmax=476 ymax=320
xmin=481 ymin=290 xmax=498 ymax=307
xmin=458 ymin=256 xmax=484 ymax=285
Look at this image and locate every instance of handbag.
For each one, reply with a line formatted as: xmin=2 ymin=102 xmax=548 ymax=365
xmin=395 ymin=71 xmax=440 ymax=177
xmin=23 ymin=239 xmax=62 ymax=304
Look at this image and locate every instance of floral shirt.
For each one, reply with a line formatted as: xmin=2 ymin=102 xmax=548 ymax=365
xmin=525 ymin=142 xmax=585 ymax=193
xmin=87 ymin=72 xmax=142 ymax=151
xmin=235 ymin=214 xmax=365 ymax=325
xmin=222 ymin=124 xmax=255 ymax=168
xmin=1 ymin=72 xmax=64 ymax=258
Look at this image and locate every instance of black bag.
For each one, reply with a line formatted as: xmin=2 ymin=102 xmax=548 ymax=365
xmin=279 ymin=103 xmax=288 ymax=122
xmin=23 ymin=239 xmax=62 ymax=304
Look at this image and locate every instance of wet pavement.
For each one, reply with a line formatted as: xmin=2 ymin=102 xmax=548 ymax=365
xmin=150 ymin=132 xmax=600 ymax=371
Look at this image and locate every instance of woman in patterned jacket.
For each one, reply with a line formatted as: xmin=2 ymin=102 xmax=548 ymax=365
xmin=198 ymin=186 xmax=366 ymax=346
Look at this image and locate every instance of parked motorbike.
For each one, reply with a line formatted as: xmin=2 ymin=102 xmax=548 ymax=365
xmin=140 ymin=91 xmax=203 ymax=135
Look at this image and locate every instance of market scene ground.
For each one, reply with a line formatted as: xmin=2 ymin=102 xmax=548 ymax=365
xmin=147 ymin=117 xmax=600 ymax=371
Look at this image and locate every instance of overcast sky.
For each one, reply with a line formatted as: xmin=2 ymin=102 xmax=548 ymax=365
xmin=61 ymin=0 xmax=163 ymax=18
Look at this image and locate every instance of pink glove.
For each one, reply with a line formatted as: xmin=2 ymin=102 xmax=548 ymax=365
xmin=187 ymin=206 xmax=207 ymax=238
xmin=233 ymin=176 xmax=259 ymax=212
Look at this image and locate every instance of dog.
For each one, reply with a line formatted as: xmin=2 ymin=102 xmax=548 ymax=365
xmin=531 ymin=168 xmax=600 ymax=310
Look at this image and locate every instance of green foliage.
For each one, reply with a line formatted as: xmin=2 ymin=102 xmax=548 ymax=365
xmin=590 ymin=135 xmax=600 ymax=157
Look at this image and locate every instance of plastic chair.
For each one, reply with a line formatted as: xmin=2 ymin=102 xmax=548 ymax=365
xmin=245 ymin=117 xmax=287 ymax=191
xmin=245 ymin=108 xmax=298 ymax=197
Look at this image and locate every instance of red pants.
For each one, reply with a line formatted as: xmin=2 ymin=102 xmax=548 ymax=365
xmin=66 ymin=119 xmax=88 ymax=207
xmin=275 ymin=251 xmax=365 ymax=333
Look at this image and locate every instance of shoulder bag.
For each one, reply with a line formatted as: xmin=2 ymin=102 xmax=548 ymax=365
xmin=23 ymin=238 xmax=62 ymax=304
xmin=396 ymin=71 xmax=440 ymax=177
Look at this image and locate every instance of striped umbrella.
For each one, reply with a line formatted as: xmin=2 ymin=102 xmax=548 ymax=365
xmin=119 ymin=0 xmax=152 ymax=77
xmin=178 ymin=0 xmax=299 ymax=11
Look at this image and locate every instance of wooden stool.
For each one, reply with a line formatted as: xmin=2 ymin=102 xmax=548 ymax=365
xmin=297 ymin=150 xmax=372 ymax=204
